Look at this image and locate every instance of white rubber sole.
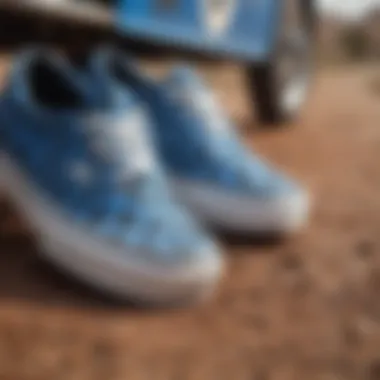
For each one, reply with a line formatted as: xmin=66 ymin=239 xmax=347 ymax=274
xmin=0 ymin=153 xmax=224 ymax=306
xmin=171 ymin=178 xmax=310 ymax=234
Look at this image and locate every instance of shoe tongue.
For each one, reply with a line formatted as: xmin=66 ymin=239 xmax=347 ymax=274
xmin=80 ymin=49 xmax=157 ymax=179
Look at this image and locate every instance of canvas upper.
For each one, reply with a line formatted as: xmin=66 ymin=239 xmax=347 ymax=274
xmin=0 ymin=49 xmax=217 ymax=266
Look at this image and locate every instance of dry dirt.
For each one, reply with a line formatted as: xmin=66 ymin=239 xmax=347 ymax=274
xmin=1 ymin=59 xmax=380 ymax=380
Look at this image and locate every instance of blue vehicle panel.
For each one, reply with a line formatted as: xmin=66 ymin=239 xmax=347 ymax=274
xmin=116 ymin=0 xmax=283 ymax=61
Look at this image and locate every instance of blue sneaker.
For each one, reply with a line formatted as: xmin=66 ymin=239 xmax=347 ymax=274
xmin=87 ymin=48 xmax=310 ymax=234
xmin=0 ymin=49 xmax=224 ymax=305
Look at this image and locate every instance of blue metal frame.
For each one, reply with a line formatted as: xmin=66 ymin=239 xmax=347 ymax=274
xmin=116 ymin=0 xmax=283 ymax=62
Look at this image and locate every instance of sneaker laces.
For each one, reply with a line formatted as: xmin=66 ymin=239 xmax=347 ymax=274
xmin=84 ymin=111 xmax=195 ymax=238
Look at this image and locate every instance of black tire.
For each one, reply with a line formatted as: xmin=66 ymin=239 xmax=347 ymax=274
xmin=247 ymin=0 xmax=318 ymax=126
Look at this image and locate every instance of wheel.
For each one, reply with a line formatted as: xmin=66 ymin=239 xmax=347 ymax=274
xmin=247 ymin=0 xmax=317 ymax=126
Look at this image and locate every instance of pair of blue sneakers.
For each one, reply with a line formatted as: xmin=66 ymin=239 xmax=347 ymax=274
xmin=0 ymin=47 xmax=309 ymax=305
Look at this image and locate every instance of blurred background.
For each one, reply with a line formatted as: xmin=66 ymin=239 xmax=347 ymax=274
xmin=0 ymin=1 xmax=380 ymax=380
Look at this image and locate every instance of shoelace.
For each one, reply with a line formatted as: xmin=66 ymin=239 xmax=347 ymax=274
xmin=83 ymin=113 xmax=196 ymax=243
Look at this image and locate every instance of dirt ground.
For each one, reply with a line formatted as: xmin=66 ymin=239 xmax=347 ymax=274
xmin=1 ymin=58 xmax=380 ymax=380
